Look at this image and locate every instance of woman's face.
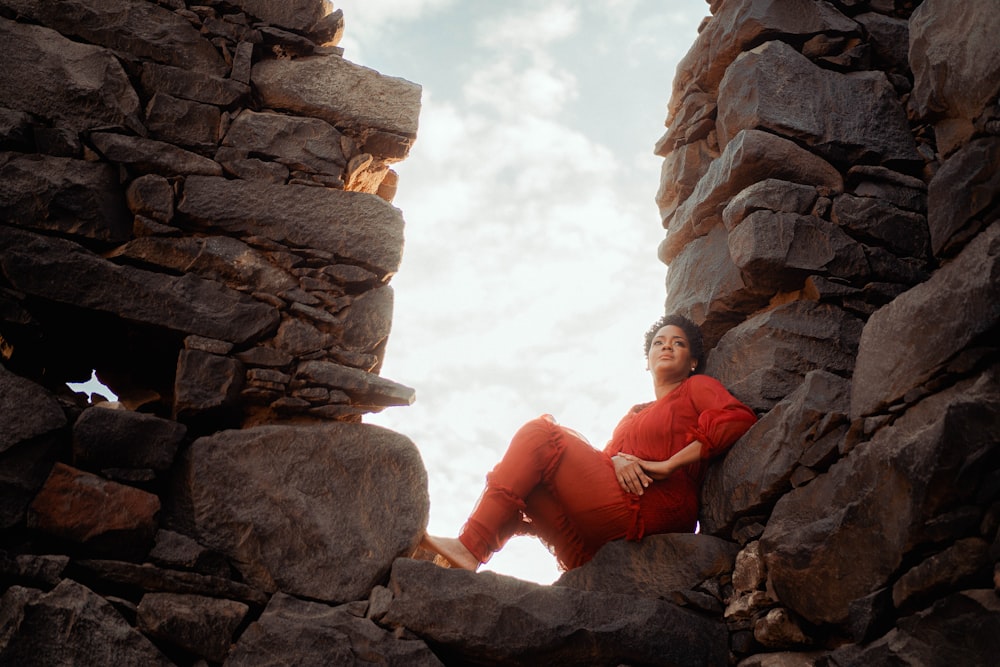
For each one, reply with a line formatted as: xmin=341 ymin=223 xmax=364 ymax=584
xmin=646 ymin=325 xmax=695 ymax=380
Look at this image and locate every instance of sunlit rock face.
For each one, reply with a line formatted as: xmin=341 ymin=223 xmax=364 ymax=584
xmin=2 ymin=0 xmax=999 ymax=665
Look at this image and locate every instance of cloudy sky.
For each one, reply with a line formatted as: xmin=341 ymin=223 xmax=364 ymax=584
xmin=337 ymin=0 xmax=710 ymax=583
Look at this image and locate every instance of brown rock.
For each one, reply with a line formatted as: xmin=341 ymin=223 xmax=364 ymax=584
xmin=252 ymin=55 xmax=422 ymax=138
xmin=0 ymin=17 xmax=143 ymax=134
xmin=175 ymin=423 xmax=428 ymax=603
xmin=892 ymin=537 xmax=991 ymax=610
xmin=89 ymin=132 xmax=223 ymax=177
xmin=762 ymin=369 xmax=1000 ymax=626
xmin=0 ymin=152 xmax=132 ymax=243
xmin=0 ymin=579 xmax=173 ymax=666
xmin=341 ymin=285 xmax=394 ymax=354
xmin=125 ymin=174 xmax=175 ymax=223
xmin=851 ymin=222 xmax=1000 ymax=418
xmin=383 ymin=558 xmax=730 ymax=667
xmin=754 ymin=607 xmax=810 ymax=649
xmin=717 ymin=40 xmax=919 ymax=166
xmin=226 ymin=0 xmax=331 ymax=33
xmin=707 ymin=301 xmax=862 ymax=412
xmin=0 ymin=364 xmax=66 ymax=456
xmin=660 ymin=129 xmax=842 ymax=263
xmin=223 ymin=109 xmax=347 ymax=176
xmin=178 ymin=175 xmax=405 ymax=277
xmin=0 ymin=227 xmax=279 ymax=345
xmin=137 ymin=592 xmax=248 ymax=663
xmin=655 ymin=138 xmax=717 ymax=221
xmin=722 ymin=179 xmax=819 ymax=231
xmin=294 ymin=360 xmax=415 ymax=408
xmin=830 ymin=194 xmax=930 ymax=259
xmin=27 ymin=463 xmax=160 ymax=560
xmin=855 ymin=12 xmax=910 ymax=74
xmin=1 ymin=0 xmax=228 ymax=76
xmin=227 ymin=592 xmax=443 ymax=666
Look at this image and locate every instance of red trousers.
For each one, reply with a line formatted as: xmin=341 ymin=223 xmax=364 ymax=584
xmin=458 ymin=415 xmax=640 ymax=570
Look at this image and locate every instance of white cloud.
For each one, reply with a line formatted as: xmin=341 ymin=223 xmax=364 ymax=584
xmin=463 ymin=58 xmax=578 ymax=118
xmin=477 ymin=3 xmax=580 ymax=50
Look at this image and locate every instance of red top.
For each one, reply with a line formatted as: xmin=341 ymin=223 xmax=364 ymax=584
xmin=603 ymin=374 xmax=757 ymax=537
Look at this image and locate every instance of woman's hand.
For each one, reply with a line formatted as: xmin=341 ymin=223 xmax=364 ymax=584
xmin=612 ymin=454 xmax=653 ymax=495
xmin=616 ymin=452 xmax=676 ymax=481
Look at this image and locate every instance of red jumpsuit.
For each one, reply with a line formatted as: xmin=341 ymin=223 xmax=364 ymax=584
xmin=458 ymin=375 xmax=757 ymax=570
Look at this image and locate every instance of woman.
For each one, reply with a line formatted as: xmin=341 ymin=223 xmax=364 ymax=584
xmin=422 ymin=314 xmax=757 ymax=571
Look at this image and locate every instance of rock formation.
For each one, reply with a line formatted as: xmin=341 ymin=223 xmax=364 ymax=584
xmin=1 ymin=0 xmax=998 ymax=665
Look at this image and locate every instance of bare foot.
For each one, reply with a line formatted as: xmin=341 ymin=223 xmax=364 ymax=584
xmin=420 ymin=534 xmax=479 ymax=571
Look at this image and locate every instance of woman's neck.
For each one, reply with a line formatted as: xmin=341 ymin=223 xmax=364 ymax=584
xmin=653 ymin=375 xmax=687 ymax=400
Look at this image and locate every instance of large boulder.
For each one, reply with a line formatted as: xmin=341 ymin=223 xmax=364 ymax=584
xmin=178 ymin=176 xmax=405 ymax=278
xmin=227 ymin=592 xmax=443 ymax=666
xmin=175 ymin=423 xmax=428 ymax=604
xmin=717 ymin=40 xmax=919 ymax=166
xmin=381 ymin=558 xmax=730 ymax=667
xmin=0 ymin=364 xmax=65 ymax=456
xmin=926 ymin=139 xmax=1000 ymax=258
xmin=222 ymin=109 xmax=347 ymax=176
xmin=0 ymin=17 xmax=142 ymax=134
xmin=72 ymin=406 xmax=186 ymax=476
xmin=761 ymin=368 xmax=1000 ymax=626
xmin=851 ymin=221 xmax=1000 ymax=418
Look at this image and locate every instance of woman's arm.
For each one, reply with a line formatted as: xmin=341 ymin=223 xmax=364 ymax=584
xmin=617 ymin=439 xmax=704 ymax=480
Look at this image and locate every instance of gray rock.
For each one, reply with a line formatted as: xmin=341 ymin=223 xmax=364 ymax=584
xmin=728 ymin=211 xmax=869 ymax=292
xmin=854 ymin=12 xmax=910 ymax=74
xmin=137 ymin=592 xmax=248 ymax=663
xmin=252 ymin=54 xmax=421 ymax=138
xmin=0 ymin=227 xmax=279 ymax=345
xmin=226 ymin=0 xmax=331 ymax=33
xmin=341 ymin=285 xmax=394 ymax=355
xmin=655 ymin=138 xmax=717 ymax=221
xmin=722 ymin=179 xmax=819 ymax=231
xmin=828 ymin=589 xmax=1000 ymax=666
xmin=173 ymin=349 xmax=244 ymax=421
xmin=74 ymin=559 xmax=268 ymax=606
xmin=294 ymin=360 xmax=415 ymax=408
xmin=926 ymin=138 xmax=1000 ymax=258
xmin=669 ymin=0 xmax=857 ymax=114
xmin=664 ymin=224 xmax=768 ymax=350
xmin=0 ymin=17 xmax=142 ymax=134
xmin=0 ymin=579 xmax=173 ymax=666
xmin=762 ymin=369 xmax=1000 ymax=626
xmin=851 ymin=222 xmax=1000 ymax=418
xmin=891 ymin=537 xmax=991 ymax=610
xmin=718 ymin=40 xmax=919 ymax=166
xmin=555 ymin=533 xmax=738 ymax=601
xmin=701 ymin=371 xmax=850 ymax=536
xmin=383 ymin=558 xmax=730 ymax=667
xmin=660 ymin=129 xmax=842 ymax=263
xmin=139 ymin=62 xmax=249 ymax=107
xmin=145 ymin=94 xmax=220 ymax=151
xmin=0 ymin=152 xmax=132 ymax=243
xmin=0 ymin=364 xmax=65 ymax=456
xmin=831 ymin=194 xmax=930 ymax=260
xmin=909 ymin=0 xmax=1000 ymax=121
xmin=222 ymin=109 xmax=346 ymax=175
xmin=707 ymin=301 xmax=862 ymax=412
xmin=226 ymin=592 xmax=443 ymax=667
xmin=0 ymin=0 xmax=228 ymax=76
xmin=176 ymin=423 xmax=428 ymax=603
xmin=178 ymin=176 xmax=404 ymax=278
xmin=89 ymin=132 xmax=223 ymax=177
xmin=73 ymin=406 xmax=186 ymax=474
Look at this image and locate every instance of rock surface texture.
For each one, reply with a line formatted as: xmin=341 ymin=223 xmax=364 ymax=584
xmin=1 ymin=0 xmax=998 ymax=665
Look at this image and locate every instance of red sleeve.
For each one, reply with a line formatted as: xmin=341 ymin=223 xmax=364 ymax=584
xmin=685 ymin=375 xmax=757 ymax=461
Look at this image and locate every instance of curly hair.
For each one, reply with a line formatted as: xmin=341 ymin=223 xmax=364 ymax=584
xmin=643 ymin=313 xmax=706 ymax=374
